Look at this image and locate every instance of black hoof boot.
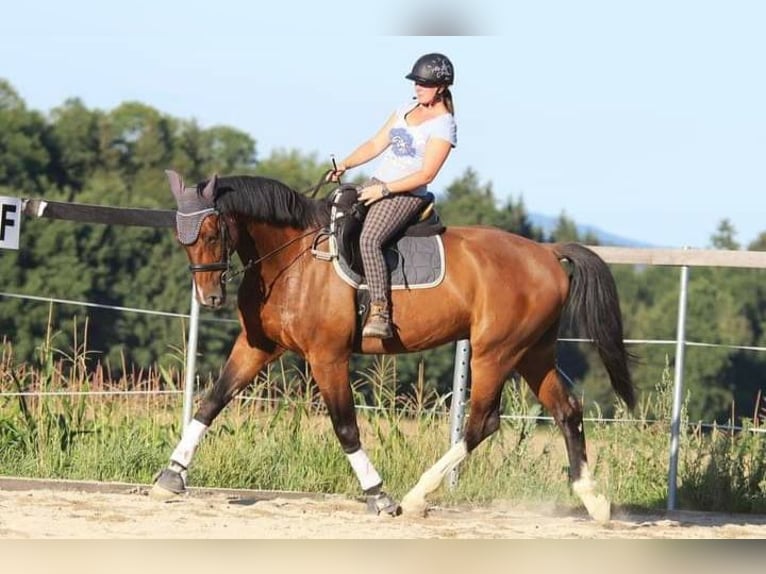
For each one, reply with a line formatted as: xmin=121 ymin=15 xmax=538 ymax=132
xmin=365 ymin=489 xmax=402 ymax=516
xmin=149 ymin=466 xmax=187 ymax=501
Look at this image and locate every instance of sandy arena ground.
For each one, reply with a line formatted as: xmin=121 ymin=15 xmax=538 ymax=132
xmin=1 ymin=478 xmax=766 ymax=538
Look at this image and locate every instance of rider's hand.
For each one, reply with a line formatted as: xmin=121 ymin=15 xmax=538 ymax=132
xmin=357 ymin=183 xmax=386 ymax=206
xmin=326 ymin=164 xmax=347 ymax=183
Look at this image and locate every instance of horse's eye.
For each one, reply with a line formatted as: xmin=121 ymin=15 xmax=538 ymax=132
xmin=202 ymin=233 xmax=219 ymax=245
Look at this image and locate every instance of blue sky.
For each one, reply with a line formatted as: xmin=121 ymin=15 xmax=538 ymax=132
xmin=1 ymin=1 xmax=764 ymax=248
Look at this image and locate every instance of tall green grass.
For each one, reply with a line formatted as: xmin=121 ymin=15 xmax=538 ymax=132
xmin=1 ymin=326 xmax=764 ymax=514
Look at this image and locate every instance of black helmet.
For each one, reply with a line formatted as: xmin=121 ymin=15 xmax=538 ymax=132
xmin=405 ymin=53 xmax=454 ymax=87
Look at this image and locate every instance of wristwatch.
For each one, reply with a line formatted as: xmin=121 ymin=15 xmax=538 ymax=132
xmin=381 ymin=183 xmax=391 ymax=197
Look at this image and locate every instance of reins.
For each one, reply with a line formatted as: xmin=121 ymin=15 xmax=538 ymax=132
xmin=221 ymin=224 xmax=325 ymax=283
xmin=222 ymin=172 xmax=344 ymax=281
xmin=303 ymin=168 xmax=337 ymax=199
xmin=221 ymin=204 xmax=359 ymax=283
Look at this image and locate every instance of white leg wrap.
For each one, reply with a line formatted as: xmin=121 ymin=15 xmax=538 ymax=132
xmin=346 ymin=449 xmax=383 ymax=491
xmin=169 ymin=419 xmax=208 ymax=468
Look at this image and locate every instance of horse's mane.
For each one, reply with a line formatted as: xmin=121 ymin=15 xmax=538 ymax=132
xmin=202 ymin=175 xmax=331 ymax=228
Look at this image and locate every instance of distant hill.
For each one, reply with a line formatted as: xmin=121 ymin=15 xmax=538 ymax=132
xmin=528 ymin=213 xmax=653 ymax=247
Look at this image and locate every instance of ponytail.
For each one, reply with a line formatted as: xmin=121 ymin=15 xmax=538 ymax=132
xmin=441 ymin=88 xmax=455 ymax=115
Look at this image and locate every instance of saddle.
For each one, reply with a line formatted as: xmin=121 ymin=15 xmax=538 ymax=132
xmin=325 ymin=184 xmax=445 ymax=277
xmin=311 ymin=184 xmax=447 ymax=334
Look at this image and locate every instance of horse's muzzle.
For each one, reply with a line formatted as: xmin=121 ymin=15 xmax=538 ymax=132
xmin=196 ymin=284 xmax=226 ymax=308
xmin=201 ymin=292 xmax=225 ymax=308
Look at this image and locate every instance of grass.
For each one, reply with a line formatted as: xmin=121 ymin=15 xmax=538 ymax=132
xmin=1 ymin=325 xmax=765 ymax=515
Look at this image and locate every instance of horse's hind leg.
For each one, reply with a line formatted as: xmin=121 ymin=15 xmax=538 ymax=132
xmin=150 ymin=333 xmax=282 ymax=500
xmin=401 ymin=352 xmax=506 ymax=516
xmin=309 ymin=358 xmax=400 ymax=516
xmin=516 ymin=342 xmax=611 ymax=523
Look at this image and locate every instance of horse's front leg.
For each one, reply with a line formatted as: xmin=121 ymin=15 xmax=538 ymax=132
xmin=150 ymin=333 xmax=282 ymax=500
xmin=309 ymin=357 xmax=401 ymax=516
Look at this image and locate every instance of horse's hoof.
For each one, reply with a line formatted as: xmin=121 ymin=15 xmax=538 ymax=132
xmin=366 ymin=491 xmax=402 ymax=517
xmin=400 ymin=493 xmax=427 ymax=517
xmin=149 ymin=468 xmax=187 ymax=501
xmin=573 ymin=484 xmax=611 ymax=523
xmin=583 ymin=494 xmax=612 ymax=524
xmin=572 ymin=471 xmax=612 ymax=524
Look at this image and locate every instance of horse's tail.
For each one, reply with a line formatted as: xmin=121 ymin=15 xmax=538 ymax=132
xmin=553 ymin=242 xmax=636 ymax=410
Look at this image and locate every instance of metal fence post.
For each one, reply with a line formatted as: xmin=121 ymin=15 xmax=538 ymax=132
xmin=182 ymin=280 xmax=201 ymax=430
xmin=448 ymin=339 xmax=470 ymax=489
xmin=667 ymin=262 xmax=690 ymax=511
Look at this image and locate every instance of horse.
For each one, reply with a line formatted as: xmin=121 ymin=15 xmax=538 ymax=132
xmin=150 ymin=169 xmax=635 ymax=522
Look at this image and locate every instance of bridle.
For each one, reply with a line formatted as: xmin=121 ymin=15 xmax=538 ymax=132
xmin=186 ymin=209 xmax=323 ymax=285
xmin=186 ymin=208 xmax=235 ymax=282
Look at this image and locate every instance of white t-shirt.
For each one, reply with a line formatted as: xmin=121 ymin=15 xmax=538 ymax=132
xmin=372 ymin=102 xmax=457 ymax=197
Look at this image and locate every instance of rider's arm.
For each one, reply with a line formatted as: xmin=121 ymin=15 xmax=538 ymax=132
xmin=337 ymin=112 xmax=397 ymax=171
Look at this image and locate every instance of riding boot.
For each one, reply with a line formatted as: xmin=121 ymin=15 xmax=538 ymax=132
xmin=363 ymin=300 xmax=393 ymax=339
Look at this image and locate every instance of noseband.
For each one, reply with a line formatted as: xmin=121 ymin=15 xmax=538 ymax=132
xmin=187 ymin=210 xmax=235 ymax=283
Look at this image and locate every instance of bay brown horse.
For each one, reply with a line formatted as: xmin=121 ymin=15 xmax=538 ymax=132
xmin=151 ymin=169 xmax=635 ymax=522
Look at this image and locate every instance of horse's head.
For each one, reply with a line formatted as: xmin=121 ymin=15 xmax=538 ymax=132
xmin=166 ymin=169 xmax=231 ymax=309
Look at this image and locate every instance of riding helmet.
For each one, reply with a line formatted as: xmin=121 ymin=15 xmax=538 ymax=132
xmin=405 ymin=53 xmax=454 ymax=87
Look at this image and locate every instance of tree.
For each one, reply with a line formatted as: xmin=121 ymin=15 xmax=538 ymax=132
xmin=549 ymin=212 xmax=580 ymax=243
xmin=203 ymin=126 xmax=257 ymax=174
xmin=101 ymin=102 xmax=173 ymax=182
xmin=47 ymin=98 xmax=102 ymax=191
xmin=437 ymin=168 xmax=498 ymax=226
xmin=710 ymin=219 xmax=740 ymax=250
xmin=748 ymin=232 xmax=766 ymax=251
xmin=255 ymin=148 xmax=327 ymax=193
xmin=0 ymin=79 xmax=50 ymax=194
xmin=491 ymin=194 xmax=543 ymax=239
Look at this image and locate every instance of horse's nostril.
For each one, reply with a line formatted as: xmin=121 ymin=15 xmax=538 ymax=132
xmin=205 ymin=293 xmax=223 ymax=307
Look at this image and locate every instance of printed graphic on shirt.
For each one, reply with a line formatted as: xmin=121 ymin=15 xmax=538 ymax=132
xmin=389 ymin=128 xmax=416 ymax=157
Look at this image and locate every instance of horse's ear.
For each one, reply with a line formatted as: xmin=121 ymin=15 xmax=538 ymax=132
xmin=165 ymin=169 xmax=185 ymax=200
xmin=201 ymin=173 xmax=218 ymax=202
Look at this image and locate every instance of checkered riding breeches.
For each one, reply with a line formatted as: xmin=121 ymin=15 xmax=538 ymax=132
xmin=360 ymin=194 xmax=426 ymax=302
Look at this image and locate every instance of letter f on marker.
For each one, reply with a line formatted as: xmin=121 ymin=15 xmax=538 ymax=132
xmin=0 ymin=204 xmax=17 ymax=241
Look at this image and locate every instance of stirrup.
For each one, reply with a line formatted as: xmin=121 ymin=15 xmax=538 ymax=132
xmin=362 ymin=319 xmax=393 ymax=339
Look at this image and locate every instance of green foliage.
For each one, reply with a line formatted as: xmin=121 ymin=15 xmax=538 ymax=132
xmin=48 ymin=98 xmax=103 ymax=190
xmin=710 ymin=219 xmax=740 ymax=250
xmin=254 ymin=148 xmax=329 ymax=193
xmin=549 ymin=212 xmax=598 ymax=244
xmin=604 ymin=263 xmax=766 ymax=422
xmin=0 ymin=80 xmax=50 ymax=194
xmin=749 ymin=232 xmax=766 ymax=251
xmin=0 ymin=80 xmax=255 ymax=380
xmin=680 ymin=422 xmax=766 ymax=513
